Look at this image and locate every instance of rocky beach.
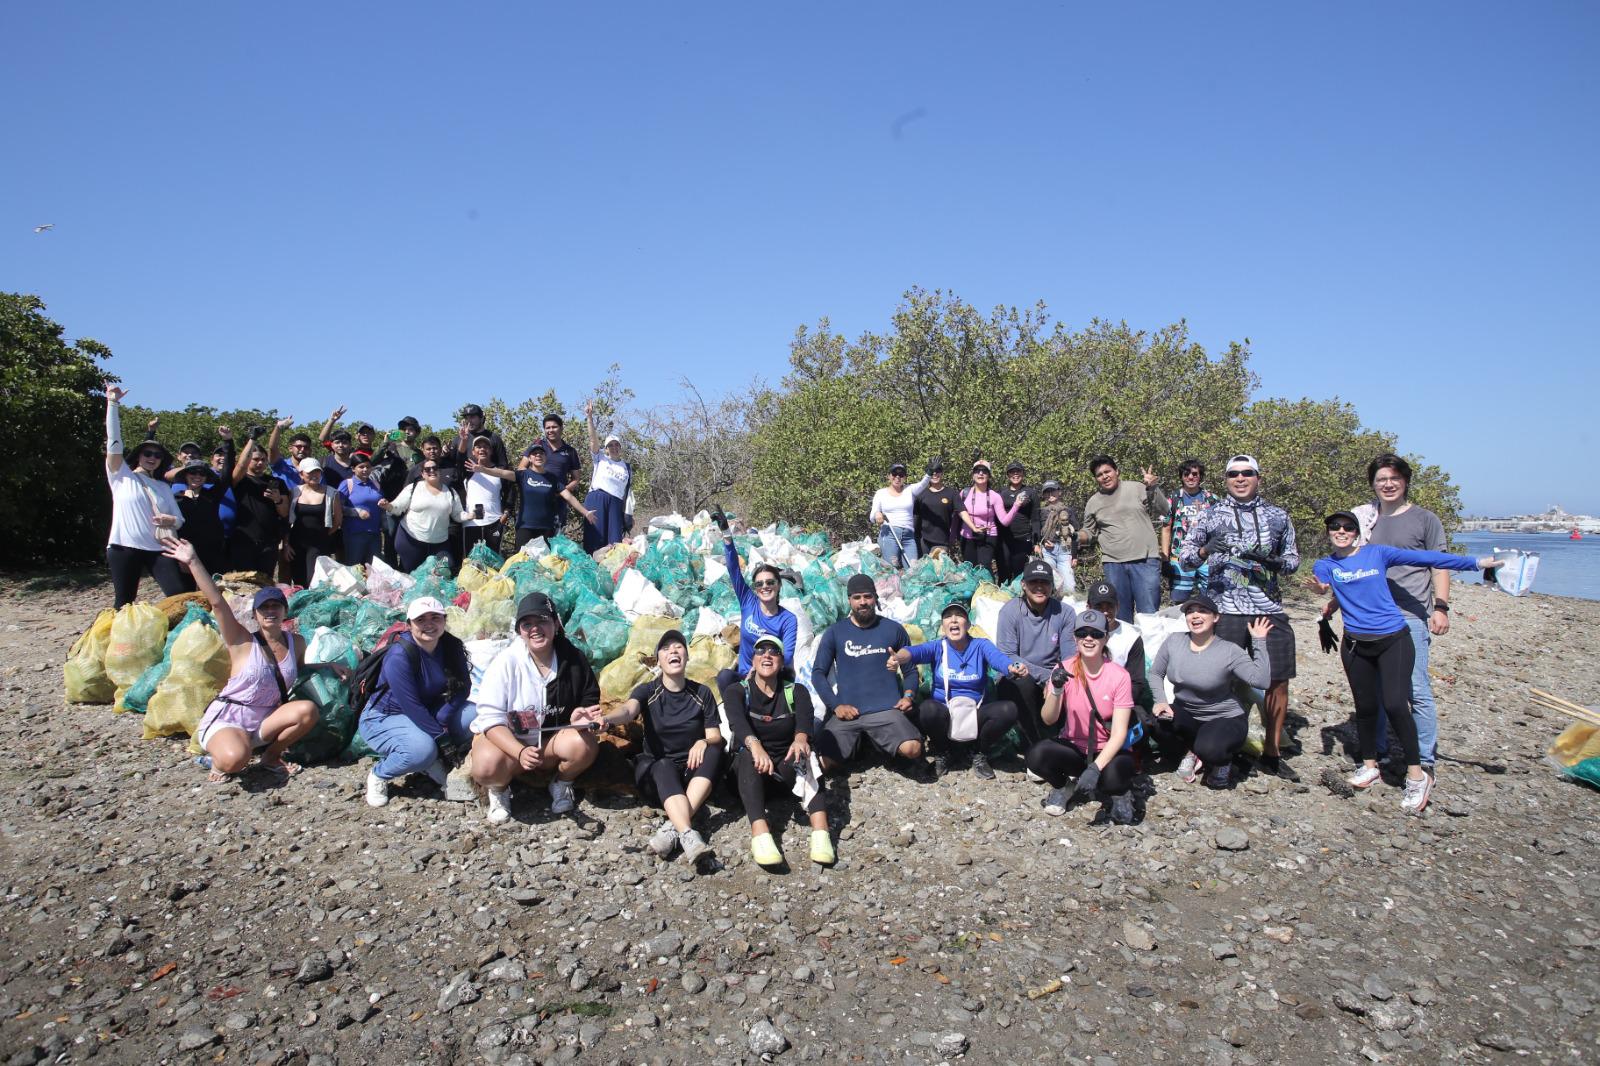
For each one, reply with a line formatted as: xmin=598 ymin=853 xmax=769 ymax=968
xmin=1 ymin=575 xmax=1596 ymax=1065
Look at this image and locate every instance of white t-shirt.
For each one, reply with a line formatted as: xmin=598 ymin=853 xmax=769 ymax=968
xmin=107 ymin=466 xmax=184 ymax=551
xmin=462 ymin=471 xmax=504 ymax=527
xmin=471 ymin=642 xmax=558 ymax=742
xmin=591 ymin=454 xmax=630 ymax=500
xmin=392 ymin=482 xmax=456 ymax=543
xmin=1104 ymin=623 xmax=1142 ymax=671
xmin=869 ymin=475 xmax=930 ymax=531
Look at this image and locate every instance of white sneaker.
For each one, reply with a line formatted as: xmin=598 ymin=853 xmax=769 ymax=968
xmin=423 ymin=758 xmax=449 ymax=789
xmin=548 ymin=778 xmax=576 ymax=815
xmin=647 ymin=820 xmax=679 ymax=858
xmin=1401 ymin=773 xmax=1433 ymax=816
xmin=1348 ymin=765 xmax=1382 ymax=790
xmin=365 ymin=771 xmax=390 ymax=808
xmin=486 ymin=787 xmax=512 ymax=825
xmin=1024 ymin=769 xmax=1044 ymax=784
xmin=1043 ymin=786 xmax=1068 ymax=817
xmin=679 ymin=829 xmax=714 ymax=865
xmin=1177 ymin=752 xmax=1203 ymax=784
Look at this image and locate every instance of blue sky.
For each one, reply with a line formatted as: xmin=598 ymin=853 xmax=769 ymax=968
xmin=5 ymin=1 xmax=1595 ymax=516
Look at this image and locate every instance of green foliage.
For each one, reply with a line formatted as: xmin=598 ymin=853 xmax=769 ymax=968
xmin=0 ymin=294 xmax=116 ymax=564
xmin=750 ymin=288 xmax=1461 ymax=548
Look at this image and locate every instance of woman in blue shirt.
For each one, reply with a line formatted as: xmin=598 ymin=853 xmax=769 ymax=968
xmin=888 ymin=601 xmax=1029 ymax=780
xmin=711 ymin=506 xmax=799 ymax=700
xmin=1311 ymin=511 xmax=1502 ymax=815
xmin=338 ymin=452 xmax=385 ymax=566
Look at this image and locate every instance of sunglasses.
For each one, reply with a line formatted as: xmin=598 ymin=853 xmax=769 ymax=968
xmin=139 ymin=450 xmax=162 ymax=459
xmin=751 ymin=579 xmax=779 ymax=590
xmin=1074 ymin=628 xmax=1106 ymax=640
xmin=1326 ymin=521 xmax=1358 ymax=533
xmin=752 ymin=646 xmax=781 ymax=657
xmin=1226 ymin=469 xmax=1258 ymax=479
xmin=422 ymin=466 xmax=440 ymax=473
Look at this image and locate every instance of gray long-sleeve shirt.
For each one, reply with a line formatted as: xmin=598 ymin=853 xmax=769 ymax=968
xmin=1149 ymin=633 xmax=1271 ymax=721
xmin=995 ymin=597 xmax=1077 ymax=682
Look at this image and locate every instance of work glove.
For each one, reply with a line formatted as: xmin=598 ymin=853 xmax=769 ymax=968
xmin=1073 ymin=763 xmax=1101 ymax=798
xmin=1317 ymin=618 xmax=1337 ymax=654
xmin=1050 ymin=665 xmax=1069 ymax=689
xmin=711 ymin=506 xmax=730 ymax=534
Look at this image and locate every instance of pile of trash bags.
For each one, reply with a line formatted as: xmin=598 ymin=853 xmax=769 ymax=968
xmin=63 ymin=509 xmax=1219 ymax=766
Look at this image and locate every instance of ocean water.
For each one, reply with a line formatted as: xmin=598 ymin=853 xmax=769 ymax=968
xmin=1455 ymin=531 xmax=1600 ymax=602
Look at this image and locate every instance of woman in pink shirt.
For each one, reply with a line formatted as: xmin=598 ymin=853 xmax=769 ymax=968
xmin=958 ymin=462 xmax=1021 ymax=577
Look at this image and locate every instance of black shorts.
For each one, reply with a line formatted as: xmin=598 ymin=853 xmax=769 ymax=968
xmin=1215 ymin=612 xmax=1296 ymax=682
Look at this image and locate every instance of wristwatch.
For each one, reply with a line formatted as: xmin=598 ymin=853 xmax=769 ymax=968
xmin=1433 ymin=601 xmax=1450 ymax=614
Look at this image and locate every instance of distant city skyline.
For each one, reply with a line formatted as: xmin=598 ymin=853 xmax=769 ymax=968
xmin=4 ymin=2 xmax=1594 ymax=518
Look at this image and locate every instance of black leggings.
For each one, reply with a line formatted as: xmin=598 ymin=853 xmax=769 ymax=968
xmin=1157 ymin=708 xmax=1248 ymax=767
xmin=961 ymin=535 xmax=996 ymax=576
xmin=462 ymin=521 xmax=504 ymax=559
xmin=997 ymin=536 xmax=1033 ymax=584
xmin=1024 ymin=737 xmax=1136 ymax=796
xmin=394 ymin=524 xmax=450 ymax=573
xmin=909 ymin=698 xmax=1019 ymax=753
xmin=516 ymin=526 xmax=556 ymax=551
xmin=732 ymin=747 xmax=824 ymax=826
xmin=995 ymin=674 xmax=1049 ymax=746
xmin=634 ymin=748 xmax=725 ymax=807
xmin=106 ymin=544 xmax=191 ymax=609
xmin=1340 ymin=629 xmax=1418 ymax=764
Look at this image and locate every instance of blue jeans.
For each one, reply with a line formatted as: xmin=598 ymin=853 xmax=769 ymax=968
xmin=1375 ymin=615 xmax=1436 ymax=766
xmin=1041 ymin=544 xmax=1074 ymax=595
xmin=879 ymin=524 xmax=918 ymax=569
xmin=341 ymin=529 xmax=381 ymax=566
xmin=358 ymin=699 xmax=477 ymax=780
xmin=1102 ymin=558 xmax=1161 ymax=622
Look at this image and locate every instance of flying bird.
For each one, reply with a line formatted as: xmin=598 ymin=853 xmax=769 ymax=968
xmin=34 ymin=224 xmax=54 ymax=233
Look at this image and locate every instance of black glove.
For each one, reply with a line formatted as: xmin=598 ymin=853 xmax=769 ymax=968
xmin=1239 ymin=545 xmax=1283 ymax=571
xmin=778 ymin=567 xmax=804 ymax=593
xmin=710 ymin=506 xmax=729 ymax=534
xmin=1318 ymin=618 xmax=1337 ymax=654
xmin=1050 ymin=665 xmax=1068 ymax=689
xmin=1073 ymin=763 xmax=1101 ymax=797
xmin=971 ymin=447 xmax=983 ymax=462
xmin=927 ymin=455 xmax=943 ymax=475
xmin=1482 ymin=566 xmax=1498 ymax=585
xmin=247 ymin=424 xmax=266 ymax=441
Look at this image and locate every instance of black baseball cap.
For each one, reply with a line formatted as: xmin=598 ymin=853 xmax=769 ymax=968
xmin=1324 ymin=511 xmax=1359 ymax=528
xmin=461 ymin=403 xmax=484 ymax=418
xmin=329 ymin=429 xmax=352 ymax=443
xmin=177 ymin=440 xmax=203 ymax=456
xmin=397 ymin=416 xmax=421 ymax=432
xmin=889 ymin=462 xmax=907 ymax=475
xmin=1006 ymin=460 xmax=1025 ymax=474
xmin=1180 ymin=593 xmax=1219 ymax=615
xmin=940 ymin=601 xmax=969 ymax=618
xmin=515 ymin=592 xmax=557 ymax=622
xmin=355 ymin=423 xmax=374 ymax=434
xmin=656 ymin=629 xmax=688 ymax=652
xmin=1021 ymin=559 xmax=1055 ymax=586
xmin=1086 ymin=580 xmax=1117 ymax=606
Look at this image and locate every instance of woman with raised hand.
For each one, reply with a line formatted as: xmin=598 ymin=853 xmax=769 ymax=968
xmin=888 ymin=601 xmax=1027 ymax=781
xmin=869 ymin=461 xmax=931 ymax=569
xmin=458 ymin=434 xmax=515 ymax=559
xmin=357 ymin=596 xmax=477 ymax=808
xmin=580 ymin=400 xmax=632 ymax=553
xmin=723 ymin=634 xmax=833 ymax=867
xmin=1029 ymin=608 xmax=1138 ymax=824
xmin=164 ymin=538 xmax=335 ymax=783
xmin=229 ymin=419 xmax=292 ymax=576
xmin=957 ymin=461 xmax=1020 ymax=577
xmin=1310 ymin=510 xmax=1504 ymax=815
xmin=285 ymin=458 xmax=341 ymax=587
xmin=710 ymin=504 xmax=798 ymax=699
xmin=103 ymin=386 xmax=188 ymax=607
xmin=381 ymin=458 xmax=459 ymax=572
xmin=1149 ymin=595 xmax=1272 ymax=790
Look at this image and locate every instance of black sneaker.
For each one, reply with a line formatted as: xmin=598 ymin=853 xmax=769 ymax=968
xmin=1109 ymin=793 xmax=1136 ymax=825
xmin=930 ymin=754 xmax=948 ymax=781
xmin=971 ymin=751 xmax=995 ymax=780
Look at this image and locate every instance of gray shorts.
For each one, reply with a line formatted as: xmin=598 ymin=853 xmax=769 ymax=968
xmin=817 ymin=709 xmax=921 ymax=764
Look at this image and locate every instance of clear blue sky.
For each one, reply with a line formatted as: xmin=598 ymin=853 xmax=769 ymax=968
xmin=5 ymin=1 xmax=1595 ymax=516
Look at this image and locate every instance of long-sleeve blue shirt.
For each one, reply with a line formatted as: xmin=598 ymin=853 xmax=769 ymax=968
xmin=1315 ymin=546 xmax=1481 ymax=636
xmin=367 ymin=634 xmax=457 ymax=737
xmin=725 ymin=539 xmax=799 ymax=673
xmin=812 ymin=614 xmax=912 ymax=715
xmin=905 ymin=637 xmax=1019 ymax=704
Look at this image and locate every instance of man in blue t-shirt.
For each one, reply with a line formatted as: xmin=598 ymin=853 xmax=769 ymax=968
xmin=812 ymin=574 xmax=925 ymax=775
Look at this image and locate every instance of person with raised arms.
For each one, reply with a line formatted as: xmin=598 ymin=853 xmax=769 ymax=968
xmin=102 ymin=386 xmax=187 ymax=607
xmin=469 ymin=592 xmax=603 ymax=823
xmin=710 ymin=504 xmax=798 ymax=699
xmin=723 ymin=634 xmax=834 ymax=867
xmin=870 ymin=460 xmax=932 ymax=569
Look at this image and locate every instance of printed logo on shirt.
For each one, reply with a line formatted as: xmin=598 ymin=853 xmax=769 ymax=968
xmin=743 ymin=617 xmax=766 ymax=637
xmin=843 ymin=639 xmax=893 ymax=659
xmin=1331 ymin=566 xmax=1382 ymax=583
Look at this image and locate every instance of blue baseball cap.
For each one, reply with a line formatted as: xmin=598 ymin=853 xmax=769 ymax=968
xmin=252 ymin=587 xmax=288 ymax=611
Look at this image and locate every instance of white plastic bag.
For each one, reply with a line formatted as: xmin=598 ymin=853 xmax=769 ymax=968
xmin=692 ymin=607 xmax=729 ymax=639
xmin=1489 ymin=549 xmax=1539 ymax=597
xmin=366 ymin=557 xmax=415 ymax=607
xmin=310 ymin=556 xmax=366 ymax=595
xmin=464 ymin=637 xmax=513 ymax=697
xmin=614 ymin=567 xmax=680 ymax=620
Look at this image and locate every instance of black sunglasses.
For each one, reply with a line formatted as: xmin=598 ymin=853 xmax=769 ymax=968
xmin=139 ymin=450 xmax=162 ymax=459
xmin=752 ymin=645 xmax=781 ymax=657
xmin=1326 ymin=521 xmax=1358 ymax=532
xmin=1074 ymin=628 xmax=1106 ymax=640
xmin=1226 ymin=469 xmax=1258 ymax=478
xmin=422 ymin=466 xmax=440 ymax=473
xmin=751 ymin=579 xmax=779 ymax=590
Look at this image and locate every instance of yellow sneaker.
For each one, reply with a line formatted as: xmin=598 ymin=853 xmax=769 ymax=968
xmin=750 ymin=832 xmax=783 ymax=866
xmin=809 ymin=828 xmax=836 ymax=865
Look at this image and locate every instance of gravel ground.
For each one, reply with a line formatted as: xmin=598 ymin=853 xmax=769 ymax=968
xmin=1 ymin=573 xmax=1597 ymax=1065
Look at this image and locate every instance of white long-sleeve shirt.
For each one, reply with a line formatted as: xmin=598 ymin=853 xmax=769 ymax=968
xmin=869 ymin=474 xmax=931 ymax=531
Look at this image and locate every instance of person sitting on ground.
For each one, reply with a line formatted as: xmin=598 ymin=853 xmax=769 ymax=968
xmin=1029 ymin=608 xmax=1139 ymax=824
xmin=870 ymin=460 xmax=932 ymax=569
xmin=1081 ymin=580 xmax=1156 ymax=714
xmin=601 ymin=630 xmax=724 ymax=865
xmin=995 ymin=558 xmax=1077 ymax=749
xmin=459 ymin=434 xmax=515 ymax=558
xmin=102 ymin=386 xmax=188 ymax=607
xmin=337 ymin=451 xmax=384 ymax=566
xmin=513 ymin=444 xmax=593 ymax=550
xmin=580 ymin=400 xmax=633 ymax=552
xmin=381 ymin=458 xmax=460 ymax=571
xmin=286 ymin=458 xmax=340 ymax=587
xmin=711 ymin=505 xmax=798 ymax=698
xmin=1149 ymin=594 xmax=1272 ymax=789
xmin=1310 ymin=511 xmax=1504 ymax=815
xmin=469 ymin=592 xmax=603 ymax=823
xmin=723 ymin=634 xmax=834 ymax=867
xmin=230 ymin=420 xmax=292 ymax=575
xmin=165 ymin=539 xmax=335 ymax=783
xmin=889 ymin=601 xmax=1027 ymax=780
xmin=811 ymin=575 xmax=924 ymax=776
xmin=1032 ymin=480 xmax=1077 ymax=594
xmin=357 ymin=596 xmax=476 ymax=808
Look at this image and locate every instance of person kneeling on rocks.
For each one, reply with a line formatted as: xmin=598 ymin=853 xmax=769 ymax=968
xmin=602 ymin=630 xmax=724 ymax=865
xmin=811 ymin=574 xmax=925 ymax=777
xmin=166 ymin=540 xmax=336 ymax=784
xmin=724 ymin=634 xmax=834 ymax=867
xmin=468 ymin=592 xmax=603 ymax=823
xmin=888 ymin=601 xmax=1027 ymax=781
xmin=1029 ymin=609 xmax=1138 ymax=824
xmin=358 ymin=597 xmax=476 ymax=808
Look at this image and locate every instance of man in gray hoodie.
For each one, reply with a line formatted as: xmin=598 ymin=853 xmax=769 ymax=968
xmin=995 ymin=558 xmax=1078 ymax=747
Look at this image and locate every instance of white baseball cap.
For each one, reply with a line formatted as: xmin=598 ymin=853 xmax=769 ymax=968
xmin=407 ymin=596 xmax=449 ymax=620
xmin=297 ymin=457 xmax=322 ymax=475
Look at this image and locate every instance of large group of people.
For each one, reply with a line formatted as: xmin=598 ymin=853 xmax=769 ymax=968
xmin=103 ymin=388 xmax=1506 ymax=869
